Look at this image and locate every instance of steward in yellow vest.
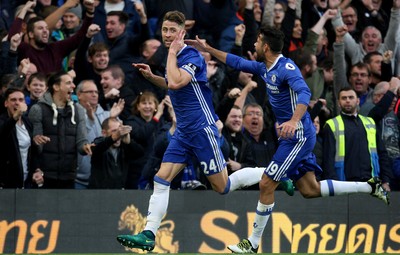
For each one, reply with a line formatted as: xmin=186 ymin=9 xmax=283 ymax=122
xmin=322 ymin=88 xmax=392 ymax=187
xmin=325 ymin=114 xmax=379 ymax=180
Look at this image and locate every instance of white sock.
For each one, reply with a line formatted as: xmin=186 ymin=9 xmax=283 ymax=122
xmin=248 ymin=201 xmax=274 ymax=248
xmin=228 ymin=167 xmax=264 ymax=192
xmin=144 ymin=177 xmax=170 ymax=235
xmin=320 ymin=179 xmax=372 ymax=197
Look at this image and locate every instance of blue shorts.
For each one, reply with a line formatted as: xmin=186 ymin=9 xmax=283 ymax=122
xmin=264 ymin=134 xmax=322 ymax=181
xmin=162 ymin=124 xmax=226 ymax=176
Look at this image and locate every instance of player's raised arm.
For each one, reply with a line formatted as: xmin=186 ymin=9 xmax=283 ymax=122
xmin=167 ymin=29 xmax=192 ymax=90
xmin=185 ymin=36 xmax=228 ymax=64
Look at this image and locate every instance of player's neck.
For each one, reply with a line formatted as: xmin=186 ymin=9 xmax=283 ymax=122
xmin=265 ymin=55 xmax=279 ymax=69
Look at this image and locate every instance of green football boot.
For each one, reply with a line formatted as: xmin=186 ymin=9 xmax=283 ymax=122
xmin=279 ymin=179 xmax=294 ymax=196
xmin=117 ymin=230 xmax=155 ymax=251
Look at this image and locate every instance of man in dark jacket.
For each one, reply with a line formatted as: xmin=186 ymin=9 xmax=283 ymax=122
xmin=242 ymin=103 xmax=277 ymax=167
xmin=28 ymin=70 xmax=92 ymax=188
xmin=100 ymin=65 xmax=136 ymax=121
xmin=89 ymin=117 xmax=143 ymax=189
xmin=100 ymin=10 xmax=150 ymax=86
xmin=222 ymin=105 xmax=257 ymax=175
xmin=93 ymin=0 xmax=145 ymax=42
xmin=0 ymin=87 xmax=35 ymax=188
xmin=322 ymin=87 xmax=393 ymax=191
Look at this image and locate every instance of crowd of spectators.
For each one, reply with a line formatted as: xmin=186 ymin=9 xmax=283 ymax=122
xmin=0 ymin=0 xmax=399 ymax=191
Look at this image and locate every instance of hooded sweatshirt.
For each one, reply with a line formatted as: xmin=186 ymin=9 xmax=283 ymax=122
xmin=28 ymin=92 xmax=88 ymax=180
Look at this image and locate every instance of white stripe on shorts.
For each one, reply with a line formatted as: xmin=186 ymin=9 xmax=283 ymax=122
xmin=275 ymin=137 xmax=307 ymax=181
xmin=205 ymin=126 xmax=225 ymax=173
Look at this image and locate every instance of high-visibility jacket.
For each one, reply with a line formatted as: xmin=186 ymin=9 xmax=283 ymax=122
xmin=326 ymin=115 xmax=380 ymax=181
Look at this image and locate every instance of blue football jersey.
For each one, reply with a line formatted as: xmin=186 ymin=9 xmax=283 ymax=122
xmin=167 ymin=45 xmax=217 ymax=133
xmin=226 ymin=53 xmax=315 ymax=137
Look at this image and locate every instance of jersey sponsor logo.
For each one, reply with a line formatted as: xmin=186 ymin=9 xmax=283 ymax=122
xmin=285 ymin=63 xmax=295 ymax=70
xmin=267 ymin=83 xmax=279 ymax=94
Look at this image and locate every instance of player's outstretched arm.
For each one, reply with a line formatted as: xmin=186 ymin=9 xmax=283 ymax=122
xmin=185 ymin=36 xmax=228 ymax=64
xmin=132 ymin=63 xmax=168 ymax=89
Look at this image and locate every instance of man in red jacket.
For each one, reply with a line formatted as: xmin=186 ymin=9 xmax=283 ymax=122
xmin=8 ymin=0 xmax=95 ymax=74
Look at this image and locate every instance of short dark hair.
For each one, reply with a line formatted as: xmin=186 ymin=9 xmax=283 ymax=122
xmin=4 ymin=87 xmax=24 ymax=100
xmin=338 ymin=86 xmax=356 ymax=97
xmin=107 ymin=11 xmax=129 ymax=26
xmin=363 ymin=51 xmax=382 ymax=64
xmin=290 ymin=48 xmax=313 ymax=70
xmin=349 ymin=62 xmax=370 ymax=77
xmin=344 ymin=4 xmax=358 ymax=16
xmin=101 ymin=117 xmax=119 ymax=131
xmin=28 ymin=72 xmax=47 ymax=86
xmin=163 ymin=11 xmax=186 ymax=27
xmin=102 ymin=65 xmax=125 ymax=84
xmin=88 ymin=42 xmax=109 ymax=57
xmin=27 ymin=16 xmax=45 ymax=34
xmin=47 ymin=70 xmax=69 ymax=95
xmin=258 ymin=26 xmax=285 ymax=53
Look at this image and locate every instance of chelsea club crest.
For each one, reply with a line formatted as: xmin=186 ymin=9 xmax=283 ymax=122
xmin=271 ymin=74 xmax=276 ymax=83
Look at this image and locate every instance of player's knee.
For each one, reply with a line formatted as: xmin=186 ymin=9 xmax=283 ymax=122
xmin=297 ymin=175 xmax=321 ymax=198
xmin=217 ymin=187 xmax=227 ymax=194
xmin=153 ymin=175 xmax=171 ymax=187
xmin=260 ymin=174 xmax=279 ymax=189
xmin=210 ymin=184 xmax=227 ymax=194
xmin=299 ymin=188 xmax=319 ymax=198
xmin=215 ymin=179 xmax=231 ymax=195
xmin=300 ymin=192 xmax=314 ymax=199
xmin=259 ymin=179 xmax=275 ymax=195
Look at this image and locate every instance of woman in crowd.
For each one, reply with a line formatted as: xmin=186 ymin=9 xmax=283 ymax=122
xmin=124 ymin=91 xmax=166 ymax=189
